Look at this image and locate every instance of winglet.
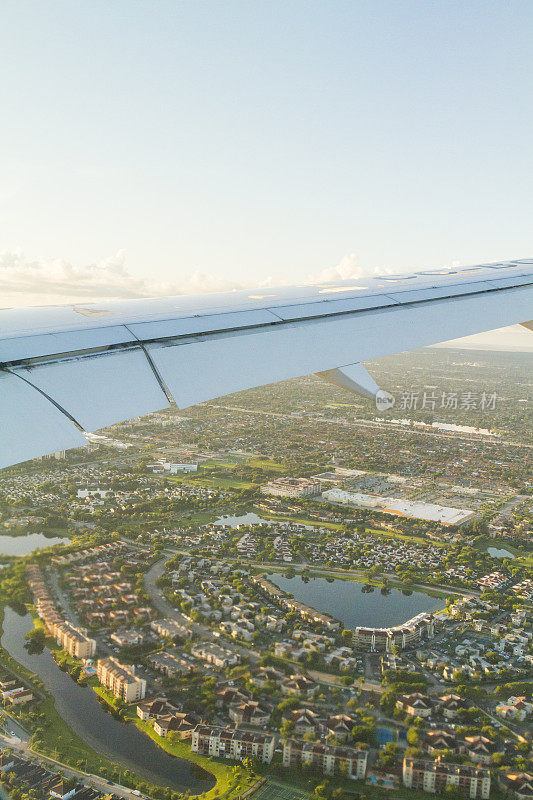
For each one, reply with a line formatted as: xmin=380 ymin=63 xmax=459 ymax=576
xmin=316 ymin=362 xmax=381 ymax=400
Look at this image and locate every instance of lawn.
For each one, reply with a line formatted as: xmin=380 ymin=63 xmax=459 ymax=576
xmin=245 ymin=458 xmax=287 ymax=473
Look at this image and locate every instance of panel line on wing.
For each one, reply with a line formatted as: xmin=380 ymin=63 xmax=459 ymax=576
xmin=5 ymin=368 xmax=85 ymax=430
xmin=123 ymin=325 xmax=176 ymax=406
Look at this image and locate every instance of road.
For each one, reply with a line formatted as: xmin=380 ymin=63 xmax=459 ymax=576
xmin=0 ymin=732 xmax=152 ymax=800
xmin=143 ymin=558 xmax=262 ymax=664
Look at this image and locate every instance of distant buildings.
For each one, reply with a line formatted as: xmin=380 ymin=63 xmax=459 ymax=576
xmin=26 ymin=564 xmax=96 ymax=659
xmin=477 ymin=571 xmax=508 ymax=590
xmin=495 ymin=696 xmax=533 ymax=721
xmin=261 ymin=477 xmax=322 ymax=498
xmin=96 ymin=657 xmax=146 ymax=702
xmin=148 ymin=651 xmax=195 ymax=676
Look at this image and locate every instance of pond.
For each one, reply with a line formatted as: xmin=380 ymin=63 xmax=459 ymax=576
xmin=1 ymin=608 xmax=214 ymax=794
xmin=214 ymin=512 xmax=315 ymax=530
xmin=214 ymin=512 xmax=269 ymax=527
xmin=269 ymin=574 xmax=443 ymax=629
xmin=487 ymin=546 xmax=515 ymax=559
xmin=0 ymin=533 xmax=70 ymax=557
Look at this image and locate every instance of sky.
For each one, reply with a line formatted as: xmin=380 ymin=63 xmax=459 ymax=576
xmin=1 ymin=0 xmax=532 ymax=349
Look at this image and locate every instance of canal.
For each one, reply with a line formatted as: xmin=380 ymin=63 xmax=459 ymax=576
xmin=270 ymin=574 xmax=443 ymax=628
xmin=1 ymin=608 xmax=214 ymax=794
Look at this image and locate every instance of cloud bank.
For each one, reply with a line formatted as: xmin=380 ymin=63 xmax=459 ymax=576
xmin=0 ymin=249 xmax=245 ymax=306
xmin=0 ymin=249 xmax=383 ymax=307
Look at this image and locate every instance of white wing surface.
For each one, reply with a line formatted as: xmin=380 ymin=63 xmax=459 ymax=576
xmin=1 ymin=258 xmax=532 ymax=469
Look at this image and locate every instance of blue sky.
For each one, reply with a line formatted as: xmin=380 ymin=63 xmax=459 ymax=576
xmin=1 ymin=0 xmax=532 ymax=349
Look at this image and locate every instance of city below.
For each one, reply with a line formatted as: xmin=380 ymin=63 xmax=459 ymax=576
xmin=0 ymin=348 xmax=530 ymax=800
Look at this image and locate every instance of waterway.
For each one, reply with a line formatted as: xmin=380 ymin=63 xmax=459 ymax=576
xmin=1 ymin=608 xmax=214 ymax=794
xmin=270 ymin=574 xmax=443 ymax=629
xmin=0 ymin=534 xmax=70 ymax=557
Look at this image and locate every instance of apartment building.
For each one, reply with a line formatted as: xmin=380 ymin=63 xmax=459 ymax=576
xmin=352 ymin=612 xmax=435 ymax=652
xmin=53 ymin=621 xmax=96 ymax=659
xmin=283 ymin=739 xmax=368 ymax=780
xmin=403 ymin=757 xmax=490 ymax=799
xmin=191 ymin=725 xmax=275 ymax=764
xmin=191 ymin=642 xmax=240 ymax=668
xmin=148 ymin=651 xmax=194 ymax=676
xmin=96 ymin=657 xmax=146 ymax=702
xmin=151 ymin=618 xmax=190 ymax=640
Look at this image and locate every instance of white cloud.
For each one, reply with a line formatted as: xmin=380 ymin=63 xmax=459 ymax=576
xmin=0 ymin=249 xmax=391 ymax=307
xmin=307 ymin=253 xmax=395 ymax=283
xmin=0 ymin=249 xmax=242 ymax=306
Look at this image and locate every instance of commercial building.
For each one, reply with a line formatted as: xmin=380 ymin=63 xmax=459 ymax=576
xmin=283 ymin=739 xmax=368 ymax=779
xmin=261 ymin=478 xmax=322 ymax=499
xmin=323 ymin=488 xmax=475 ymax=526
xmin=96 ymin=657 xmax=146 ymax=702
xmin=191 ymin=725 xmax=275 ymax=764
xmin=403 ymin=757 xmax=490 ymax=799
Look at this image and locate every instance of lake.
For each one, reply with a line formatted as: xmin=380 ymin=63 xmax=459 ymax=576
xmin=1 ymin=608 xmax=214 ymax=794
xmin=0 ymin=533 xmax=70 ymax=557
xmin=270 ymin=574 xmax=443 ymax=628
xmin=487 ymin=546 xmax=515 ymax=559
xmin=215 ymin=512 xmax=315 ymax=529
xmin=215 ymin=512 xmax=270 ymax=526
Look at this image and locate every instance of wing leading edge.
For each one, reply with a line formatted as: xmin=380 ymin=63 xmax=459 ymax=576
xmin=0 ymin=258 xmax=532 ymax=469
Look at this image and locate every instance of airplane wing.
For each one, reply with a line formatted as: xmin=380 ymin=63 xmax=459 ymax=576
xmin=0 ymin=258 xmax=532 ymax=469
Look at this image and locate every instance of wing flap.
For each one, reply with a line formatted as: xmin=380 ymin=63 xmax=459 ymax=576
xmin=12 ymin=348 xmax=170 ymax=432
xmin=0 ymin=372 xmax=88 ymax=468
